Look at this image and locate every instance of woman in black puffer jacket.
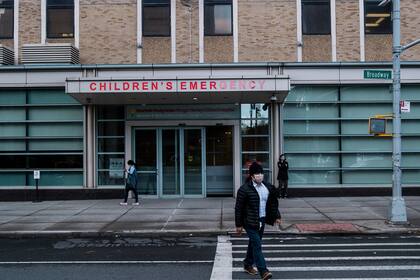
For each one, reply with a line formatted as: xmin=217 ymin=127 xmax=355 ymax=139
xmin=235 ymin=162 xmax=281 ymax=280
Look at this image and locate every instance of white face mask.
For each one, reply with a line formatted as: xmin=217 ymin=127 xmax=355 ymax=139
xmin=253 ymin=174 xmax=264 ymax=184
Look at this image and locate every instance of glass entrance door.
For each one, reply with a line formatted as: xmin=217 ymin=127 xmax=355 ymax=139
xmin=134 ymin=127 xmax=205 ymax=197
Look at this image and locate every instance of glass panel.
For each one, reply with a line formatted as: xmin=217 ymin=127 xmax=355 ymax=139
xmin=342 ymin=153 xmax=390 ymax=168
xmin=0 ymin=140 xmax=25 ymax=151
xmin=289 ymin=170 xmax=340 ymax=184
xmin=143 ymin=6 xmax=170 ymax=36
xmin=364 ymin=0 xmax=392 ymax=34
xmin=284 ymin=103 xmax=338 ymax=118
xmin=402 ymin=86 xmax=420 ymax=101
xmin=402 ymin=170 xmax=420 ymax=184
xmin=341 ymin=104 xmax=392 ymax=118
xmin=98 ymin=138 xmax=124 ymax=153
xmin=98 ymin=154 xmax=125 ymax=170
xmin=0 ymin=124 xmax=25 ymax=137
xmin=241 ymin=120 xmax=269 ymax=135
xmin=28 ymin=139 xmax=83 ymax=151
xmin=47 ymin=7 xmax=74 ymax=38
xmin=135 ymin=129 xmax=157 ymax=195
xmin=401 ymin=103 xmax=420 ymax=118
xmin=241 ymin=104 xmax=269 ymax=119
xmin=184 ymin=129 xmax=202 ymax=195
xmin=341 ymin=86 xmax=391 ymax=101
xmin=97 ymin=106 xmax=125 ymax=120
xmin=98 ymin=171 xmax=125 ymax=186
xmin=284 ymin=120 xmax=339 ymax=134
xmin=206 ymin=126 xmax=233 ymax=196
xmin=341 ymin=137 xmax=391 ymax=151
xmin=242 ymin=136 xmax=269 ymax=152
xmin=162 ymin=129 xmax=180 ymax=195
xmin=28 ymin=107 xmax=83 ymax=121
xmin=402 ymin=138 xmax=420 ymax=152
xmin=0 ymin=108 xmax=26 ymax=121
xmin=0 ymin=90 xmax=26 ymax=105
xmin=28 ymin=89 xmax=79 ymax=104
xmin=342 ymin=170 xmax=391 ymax=184
xmin=204 ymin=4 xmax=232 ymax=35
xmin=28 ymin=123 xmax=83 ymax=137
xmin=0 ymin=173 xmax=26 ymax=186
xmin=285 ymin=137 xmax=339 ymax=151
xmin=242 ymin=153 xmax=269 ymax=169
xmin=302 ymin=0 xmax=331 ymax=35
xmin=97 ymin=121 xmax=125 ymax=136
xmin=28 ymin=171 xmax=83 ymax=186
xmin=341 ymin=120 xmax=381 ymax=135
xmin=0 ymin=5 xmax=13 ymax=38
xmin=0 ymin=155 xmax=26 ymax=168
xmin=27 ymin=154 xmax=82 ymax=168
xmin=287 ymin=86 xmax=338 ymax=102
xmin=287 ymin=153 xmax=339 ymax=168
xmin=402 ymin=153 xmax=420 ymax=168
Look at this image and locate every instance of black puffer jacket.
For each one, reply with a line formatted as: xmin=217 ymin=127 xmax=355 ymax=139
xmin=235 ymin=180 xmax=281 ymax=229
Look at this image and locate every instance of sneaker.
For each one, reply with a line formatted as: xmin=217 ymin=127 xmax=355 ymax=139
xmin=244 ymin=266 xmax=258 ymax=275
xmin=132 ymin=202 xmax=140 ymax=206
xmin=119 ymin=202 xmax=128 ymax=206
xmin=261 ymin=271 xmax=272 ymax=280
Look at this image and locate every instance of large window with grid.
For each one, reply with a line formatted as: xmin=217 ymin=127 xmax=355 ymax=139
xmin=204 ymin=0 xmax=232 ymax=36
xmin=143 ymin=0 xmax=171 ymax=36
xmin=364 ymin=0 xmax=392 ymax=34
xmin=0 ymin=89 xmax=83 ymax=187
xmin=283 ymin=85 xmax=420 ymax=186
xmin=47 ymin=0 xmax=74 ymax=38
xmin=0 ymin=0 xmax=13 ymax=39
xmin=302 ymin=0 xmax=331 ymax=35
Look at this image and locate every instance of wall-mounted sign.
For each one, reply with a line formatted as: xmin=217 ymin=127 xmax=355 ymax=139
xmin=109 ymin=158 xmax=124 ymax=178
xmin=34 ymin=170 xmax=40 ymax=180
xmin=364 ymin=70 xmax=392 ymax=80
xmin=400 ymin=100 xmax=410 ymax=113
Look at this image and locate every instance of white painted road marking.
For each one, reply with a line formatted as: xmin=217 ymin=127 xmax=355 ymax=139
xmin=234 ymin=248 xmax=420 ymax=253
xmin=232 ymin=242 xmax=420 ymax=248
xmin=0 ymin=260 xmax=213 ymax=265
xmin=233 ymin=256 xmax=420 ymax=261
xmin=210 ymin=235 xmax=232 ymax=280
xmin=232 ymin=265 xmax=420 ymax=272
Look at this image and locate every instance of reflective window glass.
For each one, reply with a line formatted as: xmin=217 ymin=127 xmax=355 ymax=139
xmin=47 ymin=0 xmax=74 ymax=38
xmin=302 ymin=0 xmax=331 ymax=35
xmin=205 ymin=0 xmax=232 ymax=35
xmin=365 ymin=0 xmax=392 ymax=34
xmin=143 ymin=0 xmax=170 ymax=36
xmin=0 ymin=0 xmax=13 ymax=39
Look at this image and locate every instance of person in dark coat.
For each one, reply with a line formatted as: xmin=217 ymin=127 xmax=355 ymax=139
xmin=277 ymin=154 xmax=289 ymax=198
xmin=120 ymin=160 xmax=139 ymax=206
xmin=235 ymin=162 xmax=281 ymax=280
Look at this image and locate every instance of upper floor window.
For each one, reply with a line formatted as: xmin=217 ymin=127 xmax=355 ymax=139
xmin=364 ymin=0 xmax=392 ymax=34
xmin=47 ymin=0 xmax=74 ymax=38
xmin=204 ymin=0 xmax=232 ymax=36
xmin=0 ymin=0 xmax=14 ymax=39
xmin=302 ymin=0 xmax=331 ymax=35
xmin=143 ymin=0 xmax=170 ymax=36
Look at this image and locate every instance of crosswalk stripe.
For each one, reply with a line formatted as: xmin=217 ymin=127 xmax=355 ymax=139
xmin=233 ymin=256 xmax=420 ymax=261
xmin=232 ymin=242 xmax=420 ymax=248
xmin=233 ymin=248 xmax=420 ymax=253
xmin=210 ymin=235 xmax=232 ymax=280
xmin=234 ymin=278 xmax=420 ymax=280
xmin=232 ymin=265 xmax=420 ymax=272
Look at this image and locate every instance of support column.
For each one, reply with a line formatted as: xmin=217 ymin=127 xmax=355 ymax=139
xmin=271 ymin=101 xmax=280 ymax=186
xmin=85 ymin=105 xmax=96 ymax=188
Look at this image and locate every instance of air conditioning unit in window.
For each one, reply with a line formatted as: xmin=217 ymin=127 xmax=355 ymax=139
xmin=0 ymin=45 xmax=14 ymax=65
xmin=21 ymin=43 xmax=80 ymax=64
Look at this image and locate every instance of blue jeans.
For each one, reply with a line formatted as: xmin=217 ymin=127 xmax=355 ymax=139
xmin=244 ymin=217 xmax=268 ymax=276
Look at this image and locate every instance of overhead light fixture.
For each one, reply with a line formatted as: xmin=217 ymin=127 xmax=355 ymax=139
xmin=366 ymin=23 xmax=380 ymax=27
xmin=375 ymin=18 xmax=385 ymax=24
xmin=366 ymin=13 xmax=391 ymax=17
xmin=193 ymin=97 xmax=198 ymax=101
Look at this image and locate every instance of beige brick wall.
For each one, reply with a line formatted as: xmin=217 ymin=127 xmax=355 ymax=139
xmin=302 ymin=35 xmax=331 ymax=62
xmin=204 ymin=36 xmax=233 ymax=63
xmin=79 ymin=0 xmax=137 ymax=64
xmin=365 ymin=35 xmax=392 ymax=62
xmin=401 ymin=0 xmax=420 ymax=61
xmin=19 ymin=0 xmax=41 ymax=61
xmin=176 ymin=0 xmax=199 ymax=63
xmin=238 ymin=0 xmax=297 ymax=62
xmin=0 ymin=40 xmax=14 ymax=50
xmin=336 ymin=0 xmax=360 ymax=61
xmin=142 ymin=37 xmax=171 ymax=64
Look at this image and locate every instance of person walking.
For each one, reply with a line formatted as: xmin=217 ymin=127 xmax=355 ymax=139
xmin=277 ymin=154 xmax=289 ymax=198
xmin=235 ymin=162 xmax=281 ymax=280
xmin=120 ymin=160 xmax=139 ymax=206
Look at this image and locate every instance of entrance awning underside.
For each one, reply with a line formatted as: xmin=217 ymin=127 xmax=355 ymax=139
xmin=66 ymin=77 xmax=290 ymax=105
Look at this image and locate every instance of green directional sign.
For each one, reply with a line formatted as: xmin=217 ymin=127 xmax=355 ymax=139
xmin=364 ymin=70 xmax=392 ymax=80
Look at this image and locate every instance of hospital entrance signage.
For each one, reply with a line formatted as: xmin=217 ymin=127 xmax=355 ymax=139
xmin=68 ymin=78 xmax=283 ymax=94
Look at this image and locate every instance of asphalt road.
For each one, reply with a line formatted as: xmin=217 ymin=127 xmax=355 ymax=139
xmin=0 ymin=235 xmax=217 ymax=280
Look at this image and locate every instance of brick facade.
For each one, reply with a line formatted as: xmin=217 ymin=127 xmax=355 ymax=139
xmin=238 ymin=0 xmax=297 ymax=62
xmin=302 ymin=35 xmax=331 ymax=62
xmin=142 ymin=38 xmax=171 ymax=64
xmin=401 ymin=0 xmax=420 ymax=61
xmin=365 ymin=35 xmax=392 ymax=62
xmin=204 ymin=36 xmax=233 ymax=63
xmin=176 ymin=0 xmax=199 ymax=63
xmin=19 ymin=0 xmax=41 ymax=61
xmin=0 ymin=40 xmax=14 ymax=50
xmin=79 ymin=0 xmax=137 ymax=64
xmin=336 ymin=0 xmax=360 ymax=62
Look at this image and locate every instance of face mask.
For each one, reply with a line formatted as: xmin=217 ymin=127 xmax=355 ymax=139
xmin=253 ymin=174 xmax=264 ymax=184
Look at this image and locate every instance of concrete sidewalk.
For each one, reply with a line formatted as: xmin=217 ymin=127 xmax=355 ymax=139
xmin=1 ymin=196 xmax=420 ymax=237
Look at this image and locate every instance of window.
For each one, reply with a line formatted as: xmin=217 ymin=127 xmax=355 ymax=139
xmin=204 ymin=0 xmax=232 ymax=36
xmin=143 ymin=0 xmax=170 ymax=36
xmin=47 ymin=0 xmax=74 ymax=38
xmin=302 ymin=0 xmax=331 ymax=35
xmin=0 ymin=0 xmax=13 ymax=39
xmin=365 ymin=0 xmax=392 ymax=34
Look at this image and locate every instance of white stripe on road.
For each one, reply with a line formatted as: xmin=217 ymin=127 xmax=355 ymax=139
xmin=210 ymin=235 xmax=232 ymax=280
xmin=233 ymin=256 xmax=420 ymax=261
xmin=235 ymin=278 xmax=420 ymax=280
xmin=232 ymin=265 xmax=420 ymax=272
xmin=0 ymin=260 xmax=213 ymax=265
xmin=234 ymin=248 xmax=420 ymax=253
xmin=232 ymin=243 xmax=420 ymax=248
xmin=229 ymin=237 xmax=308 ymax=241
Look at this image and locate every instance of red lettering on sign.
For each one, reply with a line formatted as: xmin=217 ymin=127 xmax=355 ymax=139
xmin=166 ymin=81 xmax=173 ymax=90
xmin=122 ymin=82 xmax=130 ymax=91
xmin=239 ymin=80 xmax=247 ymax=90
xmin=114 ymin=82 xmax=120 ymax=91
xmin=190 ymin=82 xmax=198 ymax=90
xmin=99 ymin=83 xmax=106 ymax=91
xmin=132 ymin=82 xmax=140 ymax=91
xmin=249 ymin=80 xmax=256 ymax=89
xmin=180 ymin=81 xmax=187 ymax=90
xmin=210 ymin=81 xmax=216 ymax=90
xmin=142 ymin=82 xmax=148 ymax=91
xmin=258 ymin=80 xmax=266 ymax=89
xmin=89 ymin=82 xmax=97 ymax=91
xmin=151 ymin=82 xmax=158 ymax=90
xmin=200 ymin=81 xmax=207 ymax=90
xmin=230 ymin=80 xmax=236 ymax=90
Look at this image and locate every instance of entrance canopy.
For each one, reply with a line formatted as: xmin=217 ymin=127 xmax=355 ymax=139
xmin=66 ymin=77 xmax=290 ymax=104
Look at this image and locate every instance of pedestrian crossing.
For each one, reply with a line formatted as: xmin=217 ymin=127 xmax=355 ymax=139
xmin=211 ymin=234 xmax=420 ymax=280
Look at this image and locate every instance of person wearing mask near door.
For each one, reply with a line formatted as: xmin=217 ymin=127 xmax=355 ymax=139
xmin=277 ymin=154 xmax=289 ymax=198
xmin=235 ymin=161 xmax=281 ymax=280
xmin=120 ymin=160 xmax=139 ymax=206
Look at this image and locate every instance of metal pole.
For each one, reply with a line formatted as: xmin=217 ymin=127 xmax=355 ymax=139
xmin=389 ymin=0 xmax=407 ymax=223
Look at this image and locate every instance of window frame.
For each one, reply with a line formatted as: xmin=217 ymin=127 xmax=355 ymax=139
xmin=364 ymin=0 xmax=392 ymax=35
xmin=204 ymin=0 xmax=233 ymax=36
xmin=142 ymin=0 xmax=171 ymax=37
xmin=0 ymin=0 xmax=14 ymax=39
xmin=46 ymin=0 xmax=75 ymax=39
xmin=301 ymin=0 xmax=331 ymax=36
